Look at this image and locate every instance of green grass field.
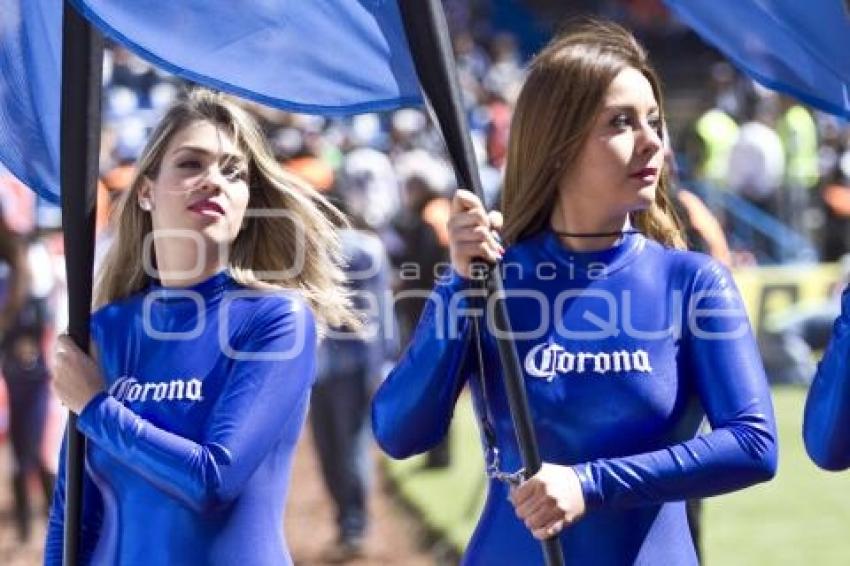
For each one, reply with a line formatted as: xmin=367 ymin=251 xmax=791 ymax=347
xmin=384 ymin=387 xmax=850 ymax=564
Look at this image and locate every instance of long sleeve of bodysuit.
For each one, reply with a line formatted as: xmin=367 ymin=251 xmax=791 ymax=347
xmin=68 ymin=297 xmax=315 ymax=515
xmin=576 ymin=261 xmax=778 ymax=508
xmin=803 ymin=285 xmax=850 ymax=470
xmin=372 ymin=272 xmax=474 ymax=458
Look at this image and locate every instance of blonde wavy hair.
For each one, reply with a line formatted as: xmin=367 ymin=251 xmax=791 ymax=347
xmin=501 ymin=19 xmax=685 ymax=248
xmin=95 ymin=88 xmax=358 ymax=332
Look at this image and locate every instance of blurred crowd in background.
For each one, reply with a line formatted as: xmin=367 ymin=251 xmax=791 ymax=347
xmin=2 ymin=0 xmax=850 ymax=562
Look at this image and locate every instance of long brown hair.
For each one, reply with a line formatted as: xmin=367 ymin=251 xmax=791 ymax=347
xmin=501 ymin=19 xmax=685 ymax=247
xmin=95 ymin=89 xmax=358 ymax=332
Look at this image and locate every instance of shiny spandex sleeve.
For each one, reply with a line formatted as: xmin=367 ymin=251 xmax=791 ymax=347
xmin=576 ymin=263 xmax=778 ymax=508
xmin=44 ymin=432 xmax=104 ymax=565
xmin=372 ymin=272 xmax=473 ymax=458
xmin=78 ymin=300 xmax=315 ymax=511
xmin=803 ymin=285 xmax=850 ymax=470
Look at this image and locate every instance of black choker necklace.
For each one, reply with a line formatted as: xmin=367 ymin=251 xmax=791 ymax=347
xmin=553 ymin=229 xmax=640 ymax=238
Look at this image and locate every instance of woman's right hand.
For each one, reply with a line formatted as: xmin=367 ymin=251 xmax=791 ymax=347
xmin=52 ymin=335 xmax=105 ymax=415
xmin=448 ymin=189 xmax=504 ymax=279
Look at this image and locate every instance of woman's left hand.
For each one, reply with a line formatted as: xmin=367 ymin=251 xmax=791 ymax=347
xmin=509 ymin=463 xmax=587 ymax=540
xmin=52 ymin=335 xmax=105 ymax=414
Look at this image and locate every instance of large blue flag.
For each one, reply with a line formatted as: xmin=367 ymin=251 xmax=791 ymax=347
xmin=665 ymin=0 xmax=850 ymax=120
xmin=0 ymin=0 xmax=62 ymax=204
xmin=0 ymin=0 xmax=422 ymax=203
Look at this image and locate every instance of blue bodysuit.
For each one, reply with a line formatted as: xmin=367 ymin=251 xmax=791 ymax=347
xmin=372 ymin=229 xmax=777 ymax=565
xmin=45 ymin=271 xmax=316 ymax=565
xmin=804 ymin=284 xmax=850 ymax=470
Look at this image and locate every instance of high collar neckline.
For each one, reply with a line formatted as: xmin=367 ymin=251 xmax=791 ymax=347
xmin=148 ymin=269 xmax=233 ymax=301
xmin=538 ymin=227 xmax=644 ymax=277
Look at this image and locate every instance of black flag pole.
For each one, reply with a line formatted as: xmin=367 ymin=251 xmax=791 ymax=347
xmin=397 ymin=1 xmax=565 ymax=565
xmin=60 ymin=2 xmax=103 ymax=564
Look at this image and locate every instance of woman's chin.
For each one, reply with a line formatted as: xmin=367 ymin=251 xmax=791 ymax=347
xmin=196 ymin=220 xmax=238 ymax=245
xmin=633 ymin=187 xmax=657 ymax=209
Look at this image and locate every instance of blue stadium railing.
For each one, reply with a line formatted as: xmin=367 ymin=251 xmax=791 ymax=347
xmin=690 ymin=183 xmax=818 ymax=265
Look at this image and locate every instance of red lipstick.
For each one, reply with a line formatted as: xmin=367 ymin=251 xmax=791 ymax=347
xmin=188 ymin=198 xmax=225 ymax=216
xmin=630 ymin=167 xmax=658 ymax=179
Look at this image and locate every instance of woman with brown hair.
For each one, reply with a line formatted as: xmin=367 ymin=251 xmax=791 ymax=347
xmin=372 ymin=20 xmax=777 ymax=564
xmin=44 ymin=88 xmax=357 ymax=565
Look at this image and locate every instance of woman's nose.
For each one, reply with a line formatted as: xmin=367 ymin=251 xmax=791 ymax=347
xmin=199 ymin=165 xmax=226 ymax=192
xmin=638 ymin=122 xmax=662 ymax=156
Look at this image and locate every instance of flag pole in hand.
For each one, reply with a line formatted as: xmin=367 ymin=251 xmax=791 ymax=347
xmin=397 ymin=2 xmax=565 ymax=565
xmin=60 ymin=2 xmax=103 ymax=564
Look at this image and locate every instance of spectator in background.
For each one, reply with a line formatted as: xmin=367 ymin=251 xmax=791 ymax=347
xmin=389 ymin=170 xmax=451 ymax=349
xmin=342 ymin=146 xmax=401 ymax=231
xmin=727 ymin=93 xmax=785 ymax=213
xmin=108 ymin=46 xmax=165 ymax=110
xmin=776 ymin=96 xmax=819 ymax=235
xmin=454 ymin=31 xmax=491 ymax=112
xmin=309 ymin=173 xmax=396 ymax=562
xmin=666 ymin=124 xmax=732 ymax=269
xmin=726 ymin=92 xmax=785 ymax=259
xmin=0 ymin=206 xmax=56 ymax=543
xmin=483 ymin=33 xmax=525 ymax=101
xmin=759 ymin=256 xmax=850 ymax=386
xmin=283 ymin=154 xmax=335 ymax=195
xmin=692 ymin=97 xmax=739 ymax=190
xmin=709 ymin=61 xmax=752 ymax=123
xmin=818 ymin=131 xmax=850 ymax=261
xmin=94 ymin=165 xmax=135 ymax=272
xmin=485 ymin=92 xmax=512 ymax=171
xmin=674 ymin=188 xmax=732 ymax=267
xmin=388 ymin=166 xmax=453 ymax=469
xmin=759 ymin=134 xmax=850 ymax=385
xmin=94 ymin=120 xmax=145 ymax=273
xmin=388 ymin=109 xmax=442 ymax=160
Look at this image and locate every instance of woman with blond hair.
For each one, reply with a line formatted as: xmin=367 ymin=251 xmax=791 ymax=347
xmin=45 ymin=89 xmax=357 ymax=565
xmin=372 ymin=20 xmax=777 ymax=564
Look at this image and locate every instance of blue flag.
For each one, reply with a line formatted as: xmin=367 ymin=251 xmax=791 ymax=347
xmin=0 ymin=0 xmax=62 ymax=204
xmin=0 ymin=0 xmax=422 ymax=203
xmin=664 ymin=0 xmax=850 ymax=120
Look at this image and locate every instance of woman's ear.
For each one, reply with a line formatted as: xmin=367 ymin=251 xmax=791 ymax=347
xmin=138 ymin=176 xmax=155 ymax=211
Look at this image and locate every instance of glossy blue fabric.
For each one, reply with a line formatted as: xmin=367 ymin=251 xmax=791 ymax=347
xmin=372 ymin=229 xmax=777 ymax=565
xmin=1 ymin=0 xmax=420 ymax=204
xmin=0 ymin=0 xmax=61 ymax=203
xmin=45 ymin=271 xmax=317 ymax=565
xmin=664 ymin=0 xmax=850 ymax=120
xmin=71 ymin=0 xmax=421 ymax=115
xmin=804 ymin=284 xmax=850 ymax=471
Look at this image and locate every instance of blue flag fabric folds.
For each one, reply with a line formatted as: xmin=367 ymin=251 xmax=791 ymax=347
xmin=0 ymin=0 xmax=62 ymax=204
xmin=0 ymin=0 xmax=422 ymax=203
xmin=665 ymin=0 xmax=850 ymax=120
xmin=71 ymin=0 xmax=422 ymax=114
